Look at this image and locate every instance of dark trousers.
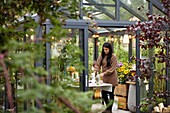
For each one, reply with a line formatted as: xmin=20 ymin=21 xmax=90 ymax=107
xmin=102 ymin=87 xmax=115 ymax=111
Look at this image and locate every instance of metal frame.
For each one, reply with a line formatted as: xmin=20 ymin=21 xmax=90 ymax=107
xmin=63 ymin=0 xmax=169 ymax=111
xmin=34 ymin=17 xmax=43 ymax=109
xmin=166 ymin=31 xmax=169 ymax=106
xmin=111 ymin=36 xmax=114 ymax=53
xmin=129 ymin=38 xmax=132 ymax=63
xmin=39 ymin=0 xmax=170 ymax=111
xmin=85 ymin=0 xmax=146 ymax=21
xmin=83 ymin=3 xmax=115 ymax=7
xmin=146 ymin=0 xmax=168 ymax=14
xmin=136 ymin=30 xmax=140 ymax=113
xmin=115 ymin=0 xmax=120 ymax=21
xmin=62 ymin=22 xmax=89 ymax=92
xmin=94 ymin=38 xmax=98 ymax=61
xmin=148 ymin=1 xmax=154 ymax=112
xmin=113 ymin=0 xmax=146 ymax=21
xmin=86 ymin=0 xmax=115 ymax=19
xmin=45 ymin=25 xmax=51 ymax=86
xmin=65 ymin=19 xmax=136 ymax=27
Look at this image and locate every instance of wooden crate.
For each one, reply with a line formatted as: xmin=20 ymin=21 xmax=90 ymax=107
xmin=114 ymin=84 xmax=128 ymax=96
xmin=115 ymin=96 xmax=127 ymax=110
xmin=163 ymin=107 xmax=170 ymax=113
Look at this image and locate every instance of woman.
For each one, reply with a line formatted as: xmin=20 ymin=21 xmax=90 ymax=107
xmin=94 ymin=42 xmax=118 ymax=113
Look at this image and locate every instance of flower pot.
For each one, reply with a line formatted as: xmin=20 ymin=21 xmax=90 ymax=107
xmin=128 ymin=84 xmax=136 ymax=112
xmin=119 ymin=81 xmax=126 ymax=84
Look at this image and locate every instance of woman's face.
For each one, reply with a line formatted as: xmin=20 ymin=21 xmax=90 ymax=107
xmin=103 ymin=47 xmax=110 ymax=54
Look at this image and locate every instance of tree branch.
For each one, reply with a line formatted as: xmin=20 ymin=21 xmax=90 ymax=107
xmin=0 ymin=53 xmax=14 ymax=113
xmin=58 ymin=97 xmax=80 ymax=113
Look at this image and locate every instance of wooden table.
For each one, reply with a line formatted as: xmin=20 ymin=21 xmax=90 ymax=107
xmin=89 ymin=83 xmax=112 ymax=92
xmin=69 ymin=81 xmax=112 ymax=92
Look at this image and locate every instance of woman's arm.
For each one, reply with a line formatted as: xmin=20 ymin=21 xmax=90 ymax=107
xmin=94 ymin=54 xmax=102 ymax=74
xmin=103 ymin=54 xmax=117 ymax=76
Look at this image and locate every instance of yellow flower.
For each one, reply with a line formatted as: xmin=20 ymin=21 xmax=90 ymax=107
xmin=68 ymin=66 xmax=75 ymax=72
xmin=124 ymin=70 xmax=129 ymax=74
xmin=119 ymin=75 xmax=125 ymax=78
xmin=122 ymin=66 xmax=126 ymax=69
xmin=118 ymin=68 xmax=121 ymax=72
xmin=131 ymin=73 xmax=135 ymax=76
xmin=117 ymin=62 xmax=135 ymax=82
xmin=128 ymin=66 xmax=132 ymax=69
xmin=124 ymin=63 xmax=128 ymax=66
xmin=121 ymin=67 xmax=125 ymax=71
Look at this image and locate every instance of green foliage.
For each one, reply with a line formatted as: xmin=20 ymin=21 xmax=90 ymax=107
xmin=140 ymin=100 xmax=149 ymax=112
xmin=51 ymin=36 xmax=85 ymax=76
xmin=88 ymin=39 xmax=94 ymax=75
xmin=114 ymin=44 xmax=129 ymax=63
xmin=153 ymin=75 xmax=166 ymax=105
xmin=141 ymin=48 xmax=148 ymax=57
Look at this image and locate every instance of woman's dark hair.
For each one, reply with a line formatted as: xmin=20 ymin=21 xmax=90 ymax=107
xmin=101 ymin=42 xmax=113 ymax=67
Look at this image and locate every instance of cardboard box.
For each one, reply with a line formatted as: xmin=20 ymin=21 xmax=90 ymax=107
xmin=163 ymin=107 xmax=170 ymax=113
xmin=152 ymin=107 xmax=170 ymax=113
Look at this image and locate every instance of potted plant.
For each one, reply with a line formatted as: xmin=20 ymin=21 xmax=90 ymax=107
xmin=116 ymin=62 xmax=133 ymax=84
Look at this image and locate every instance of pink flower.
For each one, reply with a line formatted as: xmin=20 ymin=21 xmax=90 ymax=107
xmin=118 ymin=62 xmax=123 ymax=67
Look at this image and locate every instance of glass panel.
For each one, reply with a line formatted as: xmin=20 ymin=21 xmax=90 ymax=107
xmin=50 ymin=29 xmax=80 ymax=79
xmin=121 ymin=0 xmax=148 ymax=20
xmin=153 ymin=6 xmax=164 ymax=16
xmin=51 ymin=29 xmax=79 ymax=58
xmin=83 ymin=0 xmax=150 ymax=20
xmin=119 ymin=7 xmax=134 ymax=21
xmin=83 ymin=0 xmax=115 ymax=20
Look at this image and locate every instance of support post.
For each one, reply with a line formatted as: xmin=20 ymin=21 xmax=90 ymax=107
xmin=136 ymin=30 xmax=140 ymax=113
xmin=166 ymin=31 xmax=169 ymax=106
xmin=45 ymin=25 xmax=51 ymax=86
xmin=148 ymin=1 xmax=154 ymax=112
xmin=115 ymin=0 xmax=120 ymax=21
xmin=111 ymin=36 xmax=114 ymax=53
xmin=34 ymin=24 xmax=43 ymax=108
xmin=129 ymin=38 xmax=132 ymax=63
xmin=80 ymin=0 xmax=83 ymax=19
xmin=15 ymin=73 xmax=18 ymax=113
xmin=118 ymin=35 xmax=120 ymax=48
xmin=79 ymin=27 xmax=89 ymax=92
xmin=34 ymin=26 xmax=43 ymax=67
xmin=94 ymin=38 xmax=98 ymax=61
xmin=23 ymin=27 xmax=27 ymax=111
xmin=45 ymin=25 xmax=51 ymax=103
xmin=148 ymin=0 xmax=153 ymax=14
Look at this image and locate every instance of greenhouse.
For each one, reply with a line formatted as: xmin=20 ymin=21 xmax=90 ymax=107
xmin=0 ymin=0 xmax=169 ymax=113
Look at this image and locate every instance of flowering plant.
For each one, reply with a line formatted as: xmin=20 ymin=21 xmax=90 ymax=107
xmin=67 ymin=66 xmax=75 ymax=72
xmin=116 ymin=62 xmax=134 ymax=84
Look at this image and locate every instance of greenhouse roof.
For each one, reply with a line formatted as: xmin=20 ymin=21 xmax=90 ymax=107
xmin=91 ymin=28 xmax=127 ymax=34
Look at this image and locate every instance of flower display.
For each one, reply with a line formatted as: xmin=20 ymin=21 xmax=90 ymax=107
xmin=116 ymin=62 xmax=134 ymax=84
xmin=67 ymin=66 xmax=75 ymax=72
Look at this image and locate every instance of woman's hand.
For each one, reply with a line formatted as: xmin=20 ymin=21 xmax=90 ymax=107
xmin=98 ymin=73 xmax=103 ymax=78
